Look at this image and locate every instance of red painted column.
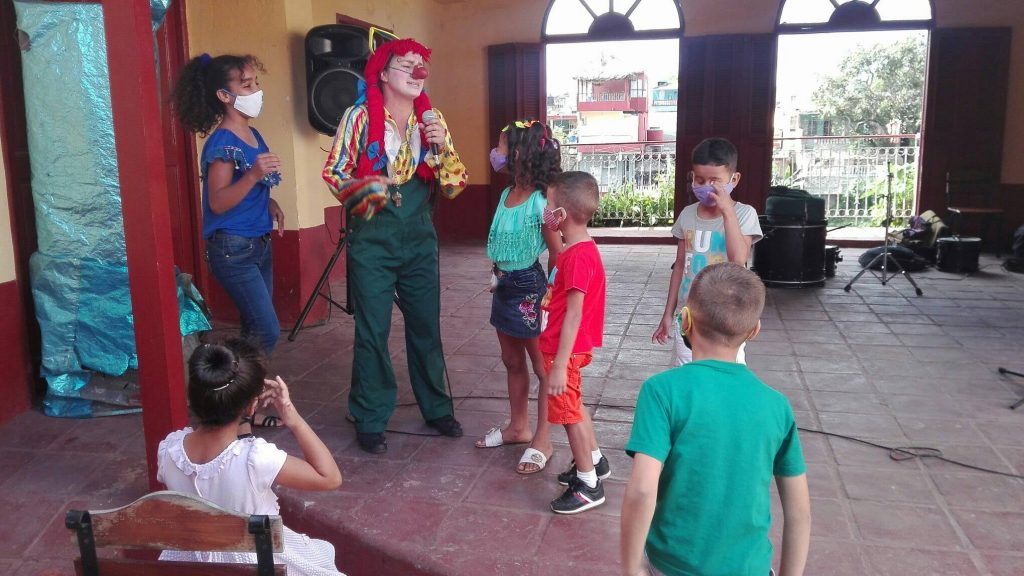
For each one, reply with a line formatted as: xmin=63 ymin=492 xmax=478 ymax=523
xmin=101 ymin=0 xmax=188 ymax=489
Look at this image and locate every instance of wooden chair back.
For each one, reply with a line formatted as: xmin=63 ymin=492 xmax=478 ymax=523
xmin=66 ymin=490 xmax=285 ymax=576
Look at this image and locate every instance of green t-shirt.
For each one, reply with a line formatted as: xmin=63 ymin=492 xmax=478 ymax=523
xmin=625 ymin=360 xmax=806 ymax=576
xmin=486 ymin=187 xmax=547 ymax=272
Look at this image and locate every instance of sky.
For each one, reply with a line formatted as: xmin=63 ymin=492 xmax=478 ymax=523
xmin=546 ymin=39 xmax=680 ymax=98
xmin=775 ymin=30 xmax=928 ymax=109
xmin=546 ymin=30 xmax=928 ymax=110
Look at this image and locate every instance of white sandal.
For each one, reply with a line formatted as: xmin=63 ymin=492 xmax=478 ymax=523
xmin=475 ymin=426 xmax=505 ymax=448
xmin=516 ymin=447 xmax=550 ymax=475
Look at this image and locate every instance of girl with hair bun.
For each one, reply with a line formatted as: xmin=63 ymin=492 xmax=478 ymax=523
xmin=157 ymin=339 xmax=345 ymax=575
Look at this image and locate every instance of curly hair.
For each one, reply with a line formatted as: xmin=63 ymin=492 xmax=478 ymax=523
xmin=170 ymin=54 xmax=265 ymax=137
xmin=505 ymin=120 xmax=562 ymax=193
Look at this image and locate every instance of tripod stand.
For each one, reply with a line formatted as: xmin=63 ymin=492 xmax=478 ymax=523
xmin=1000 ymin=367 xmax=1024 ymax=410
xmin=844 ymin=161 xmax=924 ymax=296
xmin=288 ymin=227 xmax=353 ymax=341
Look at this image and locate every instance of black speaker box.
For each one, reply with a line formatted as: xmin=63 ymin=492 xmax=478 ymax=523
xmin=305 ymin=24 xmax=369 ymax=135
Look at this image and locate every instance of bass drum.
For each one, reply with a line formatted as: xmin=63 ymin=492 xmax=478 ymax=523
xmin=753 ymin=218 xmax=827 ymax=287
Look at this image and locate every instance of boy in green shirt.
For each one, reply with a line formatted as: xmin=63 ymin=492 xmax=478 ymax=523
xmin=621 ymin=263 xmax=810 ymax=576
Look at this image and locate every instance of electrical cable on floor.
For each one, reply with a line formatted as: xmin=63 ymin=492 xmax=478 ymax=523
xmin=387 ymin=393 xmax=1024 ymax=480
xmin=794 ymin=426 xmax=1024 ymax=480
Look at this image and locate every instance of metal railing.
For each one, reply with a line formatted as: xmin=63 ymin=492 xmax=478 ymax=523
xmin=772 ymin=135 xmax=920 ymax=225
xmin=558 ymin=135 xmax=920 ymax=227
xmin=579 ymin=92 xmax=626 ymax=102
xmin=561 ymin=142 xmax=677 ymax=227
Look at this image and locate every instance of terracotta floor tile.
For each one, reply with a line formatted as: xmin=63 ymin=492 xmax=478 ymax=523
xmin=383 ymin=462 xmax=480 ymax=504
xmin=862 ymin=546 xmax=981 ymax=576
xmin=851 ymin=501 xmax=962 ymax=547
xmin=436 ymin=505 xmax=548 ymax=560
xmin=803 ymin=372 xmax=872 ymax=393
xmin=7 ymin=248 xmax=1024 ymax=574
xmin=808 ymin=497 xmax=854 ymax=539
xmin=982 ymin=553 xmax=1024 ymax=576
xmin=838 ymin=466 xmax=940 ymax=505
xmin=803 ymin=540 xmax=869 ymax=576
xmin=811 ymin=391 xmax=890 ymax=414
xmin=0 ymin=495 xmax=66 ymax=558
xmin=931 ymin=472 xmax=1024 ymax=510
xmin=819 ymin=412 xmax=905 ymax=440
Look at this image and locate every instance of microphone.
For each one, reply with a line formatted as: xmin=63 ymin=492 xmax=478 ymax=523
xmin=421 ymin=109 xmax=440 ymax=163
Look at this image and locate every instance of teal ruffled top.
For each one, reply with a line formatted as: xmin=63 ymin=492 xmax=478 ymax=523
xmin=487 ymin=187 xmax=546 ymax=272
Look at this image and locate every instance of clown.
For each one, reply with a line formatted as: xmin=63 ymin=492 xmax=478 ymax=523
xmin=322 ymin=37 xmax=468 ymax=454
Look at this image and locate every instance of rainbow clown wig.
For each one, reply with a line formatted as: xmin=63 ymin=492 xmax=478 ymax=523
xmin=356 ymin=37 xmax=436 ymax=183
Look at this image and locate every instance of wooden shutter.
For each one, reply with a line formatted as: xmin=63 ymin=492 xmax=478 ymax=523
xmin=918 ymin=27 xmax=1011 ymax=213
xmin=0 ymin=0 xmax=42 ymax=394
xmin=487 ymin=43 xmax=545 ymax=215
xmin=676 ymin=34 xmax=777 ymax=215
xmin=156 ymin=1 xmax=203 ymax=279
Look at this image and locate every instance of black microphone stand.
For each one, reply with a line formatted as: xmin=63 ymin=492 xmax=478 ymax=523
xmin=288 ymin=217 xmax=353 ymax=342
xmin=844 ymin=161 xmax=924 ymax=296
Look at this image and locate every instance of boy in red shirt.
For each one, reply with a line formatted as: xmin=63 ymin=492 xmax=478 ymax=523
xmin=541 ymin=171 xmax=608 ymax=514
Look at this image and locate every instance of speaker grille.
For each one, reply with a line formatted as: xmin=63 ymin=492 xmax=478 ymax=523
xmin=309 ymin=68 xmax=362 ymax=135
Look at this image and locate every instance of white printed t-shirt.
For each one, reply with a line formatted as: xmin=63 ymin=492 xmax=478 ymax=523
xmin=671 ymin=201 xmax=763 ymax=305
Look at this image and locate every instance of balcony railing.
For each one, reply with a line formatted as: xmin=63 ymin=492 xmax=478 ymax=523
xmin=579 ymin=92 xmax=625 ymax=102
xmin=559 ymin=135 xmax=920 ymax=228
xmin=772 ymin=135 xmax=920 ymax=225
xmin=561 ymin=142 xmax=677 ymax=227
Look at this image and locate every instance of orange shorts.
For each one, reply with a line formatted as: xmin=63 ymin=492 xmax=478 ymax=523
xmin=544 ymin=352 xmax=592 ymax=425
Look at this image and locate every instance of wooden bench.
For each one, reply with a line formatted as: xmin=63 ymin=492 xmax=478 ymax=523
xmin=66 ymin=490 xmax=286 ymax=575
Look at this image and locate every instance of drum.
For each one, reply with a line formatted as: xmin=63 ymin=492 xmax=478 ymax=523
xmin=824 ymin=245 xmax=842 ymax=278
xmin=753 ymin=218 xmax=827 ymax=287
xmin=936 ymin=237 xmax=981 ymax=273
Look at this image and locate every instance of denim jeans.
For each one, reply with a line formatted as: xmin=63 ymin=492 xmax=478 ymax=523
xmin=205 ymin=231 xmax=280 ymax=353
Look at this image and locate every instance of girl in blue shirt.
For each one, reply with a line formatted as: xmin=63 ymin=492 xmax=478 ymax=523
xmin=171 ymin=53 xmax=285 ymax=427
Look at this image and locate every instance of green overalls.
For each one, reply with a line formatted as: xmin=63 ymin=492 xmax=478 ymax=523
xmin=346 ymin=177 xmax=452 ymax=433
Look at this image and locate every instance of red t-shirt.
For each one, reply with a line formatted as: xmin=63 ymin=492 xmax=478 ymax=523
xmin=540 ymin=240 xmax=606 ymax=355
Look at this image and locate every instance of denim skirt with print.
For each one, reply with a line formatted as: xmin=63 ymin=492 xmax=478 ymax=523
xmin=490 ymin=261 xmax=546 ymax=339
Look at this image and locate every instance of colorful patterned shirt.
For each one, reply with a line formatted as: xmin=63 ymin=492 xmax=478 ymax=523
xmin=321 ymin=104 xmax=467 ymax=216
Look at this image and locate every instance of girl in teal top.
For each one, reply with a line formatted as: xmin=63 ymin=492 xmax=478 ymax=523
xmin=476 ymin=121 xmax=563 ymax=476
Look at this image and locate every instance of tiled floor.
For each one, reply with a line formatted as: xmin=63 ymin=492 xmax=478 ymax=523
xmin=3 ymin=244 xmax=1024 ymax=575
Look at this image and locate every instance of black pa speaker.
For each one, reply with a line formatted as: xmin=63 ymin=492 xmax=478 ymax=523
xmin=305 ymin=24 xmax=369 ymax=135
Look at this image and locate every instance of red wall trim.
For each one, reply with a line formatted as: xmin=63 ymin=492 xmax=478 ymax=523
xmin=206 ymin=205 xmax=348 ymax=330
xmin=0 ymin=280 xmax=32 ymax=426
xmin=435 ymin=184 xmax=491 ymax=242
xmin=207 ymin=186 xmax=490 ymax=334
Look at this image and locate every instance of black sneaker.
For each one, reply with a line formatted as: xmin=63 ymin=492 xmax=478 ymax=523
xmin=426 ymin=415 xmax=464 ymax=437
xmin=558 ymin=456 xmax=611 ymax=485
xmin=550 ymin=476 xmax=605 ymax=515
xmin=356 ymin=432 xmax=387 ymax=454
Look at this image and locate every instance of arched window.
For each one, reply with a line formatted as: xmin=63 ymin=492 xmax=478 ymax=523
xmin=778 ymin=0 xmax=933 ymax=33
xmin=543 ymin=0 xmax=683 ymax=42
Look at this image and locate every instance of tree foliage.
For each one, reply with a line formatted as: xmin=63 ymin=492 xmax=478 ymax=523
xmin=812 ymin=36 xmax=926 ymax=136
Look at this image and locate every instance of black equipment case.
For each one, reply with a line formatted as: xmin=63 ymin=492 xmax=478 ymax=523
xmin=766 ymin=186 xmax=826 ymax=224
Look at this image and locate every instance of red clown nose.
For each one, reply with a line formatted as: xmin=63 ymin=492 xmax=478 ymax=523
xmin=411 ymin=65 xmax=429 ymax=80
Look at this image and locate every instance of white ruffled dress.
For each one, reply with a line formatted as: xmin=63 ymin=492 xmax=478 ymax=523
xmin=156 ymin=428 xmax=345 ymax=576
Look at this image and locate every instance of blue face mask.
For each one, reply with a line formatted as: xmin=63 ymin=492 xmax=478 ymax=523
xmin=692 ymin=182 xmax=735 ymax=207
xmin=489 ymin=148 xmax=507 ymax=172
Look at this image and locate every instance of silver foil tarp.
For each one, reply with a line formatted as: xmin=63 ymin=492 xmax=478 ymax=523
xmin=15 ymin=0 xmax=207 ymax=418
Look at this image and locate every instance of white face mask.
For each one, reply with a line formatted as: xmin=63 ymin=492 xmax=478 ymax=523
xmin=227 ymin=89 xmax=263 ymax=118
